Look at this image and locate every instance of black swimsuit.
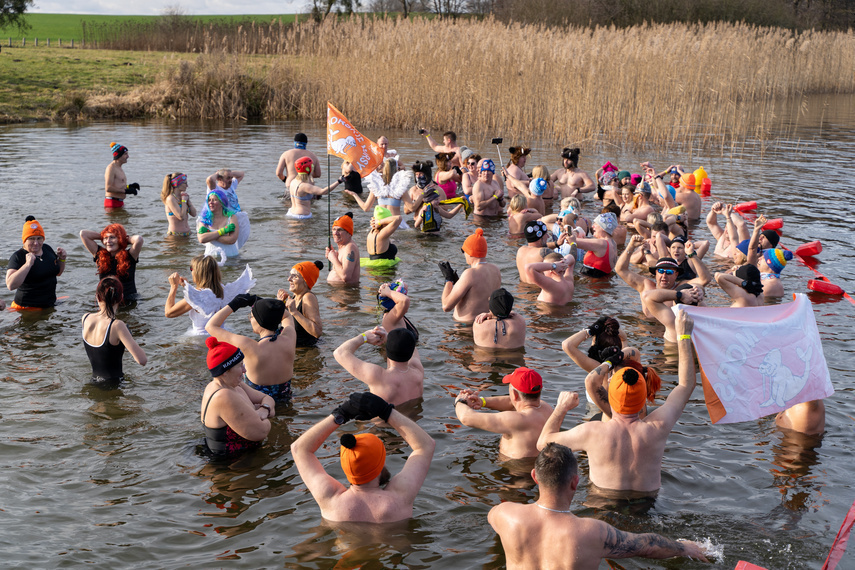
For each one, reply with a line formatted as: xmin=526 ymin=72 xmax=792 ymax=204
xmin=293 ymin=299 xmax=320 ymax=347
xmin=369 ymin=232 xmax=398 ymax=260
xmin=82 ymin=315 xmax=126 ymax=383
xmin=202 ymin=388 xmax=262 ymax=456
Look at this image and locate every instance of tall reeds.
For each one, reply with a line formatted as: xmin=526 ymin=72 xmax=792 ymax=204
xmin=83 ymin=16 xmax=855 ymax=149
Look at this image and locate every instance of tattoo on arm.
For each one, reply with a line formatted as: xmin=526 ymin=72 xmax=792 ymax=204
xmin=603 ymin=526 xmax=685 ymax=559
xmin=347 ymin=252 xmax=355 ymax=262
xmin=596 ymin=386 xmax=608 ymax=405
xmin=540 ymin=247 xmax=551 ymax=259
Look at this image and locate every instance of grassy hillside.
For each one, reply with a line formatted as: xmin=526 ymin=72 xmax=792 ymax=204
xmin=0 ymin=13 xmax=297 ymax=41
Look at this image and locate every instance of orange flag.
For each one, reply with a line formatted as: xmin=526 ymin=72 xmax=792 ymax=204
xmin=326 ymin=102 xmax=384 ymax=178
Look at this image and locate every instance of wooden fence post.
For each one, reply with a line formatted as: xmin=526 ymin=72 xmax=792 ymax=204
xmin=71 ymin=39 xmax=74 ymax=48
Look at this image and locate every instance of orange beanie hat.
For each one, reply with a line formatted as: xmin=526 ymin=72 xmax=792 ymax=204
xmin=608 ymin=367 xmax=647 ymax=415
xmin=22 ymin=216 xmax=45 ymax=242
xmin=293 ymin=260 xmax=323 ymax=290
xmin=462 ymin=228 xmax=487 ymax=258
xmin=679 ymin=173 xmax=696 ymax=190
xmin=340 ymin=433 xmax=386 ymax=485
xmin=333 ymin=212 xmax=354 ymax=236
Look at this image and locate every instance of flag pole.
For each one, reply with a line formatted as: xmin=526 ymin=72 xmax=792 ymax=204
xmin=327 ymin=152 xmax=332 ymax=249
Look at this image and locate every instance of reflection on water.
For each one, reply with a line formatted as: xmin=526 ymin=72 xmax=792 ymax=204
xmin=0 ymin=100 xmax=854 ymax=567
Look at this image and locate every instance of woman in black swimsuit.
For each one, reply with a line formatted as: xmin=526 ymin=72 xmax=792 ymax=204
xmin=280 ymin=261 xmax=324 ymax=347
xmin=367 ymin=206 xmax=402 ymax=260
xmin=81 ymin=277 xmax=147 ymax=386
xmin=200 ymin=336 xmax=275 ymax=456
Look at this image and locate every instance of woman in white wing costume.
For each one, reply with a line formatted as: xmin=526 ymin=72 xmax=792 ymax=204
xmin=164 ymin=254 xmax=256 ymax=335
xmin=344 ymin=159 xmax=413 ymax=230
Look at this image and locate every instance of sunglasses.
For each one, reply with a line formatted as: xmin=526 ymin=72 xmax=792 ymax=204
xmin=657 ymin=268 xmax=676 ymax=275
xmin=467 ymin=161 xmax=477 ymax=166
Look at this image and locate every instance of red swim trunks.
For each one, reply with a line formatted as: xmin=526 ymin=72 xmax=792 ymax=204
xmin=104 ymin=197 xmax=124 ymax=208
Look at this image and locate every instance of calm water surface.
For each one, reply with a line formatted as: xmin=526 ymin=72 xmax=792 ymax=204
xmin=0 ymin=97 xmax=853 ymax=568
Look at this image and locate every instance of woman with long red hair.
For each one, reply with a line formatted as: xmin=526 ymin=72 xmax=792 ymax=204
xmin=80 ymin=223 xmax=144 ymax=302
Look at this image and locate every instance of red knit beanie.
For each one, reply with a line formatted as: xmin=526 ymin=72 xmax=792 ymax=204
xmin=206 ymin=337 xmax=244 ymax=377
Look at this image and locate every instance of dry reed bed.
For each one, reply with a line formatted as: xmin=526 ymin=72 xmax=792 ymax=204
xmin=85 ymin=17 xmax=855 ymax=148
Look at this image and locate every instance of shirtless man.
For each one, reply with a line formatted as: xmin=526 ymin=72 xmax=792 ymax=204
xmin=291 ymin=392 xmax=435 ymax=523
xmin=472 ymin=288 xmax=526 ymax=350
xmin=421 ymin=129 xmax=461 ymax=166
xmin=276 ymin=132 xmax=321 ymax=188
xmin=620 ymin=182 xmax=655 ymax=223
xmin=206 ymin=295 xmax=297 ymax=403
xmin=471 ymin=160 xmax=505 ymax=217
xmin=489 ymin=443 xmax=708 ymax=569
xmin=333 ymin=327 xmax=423 ymax=406
xmin=674 ymin=171 xmax=702 ymax=220
xmin=617 ymin=235 xmax=709 ymax=317
xmin=376 ymin=135 xmax=400 ymax=165
xmin=325 ymin=213 xmax=360 ymax=286
xmin=538 ymin=309 xmax=699 ymax=497
xmin=504 ymin=146 xmax=531 ymax=197
xmin=642 ymin=282 xmax=703 ymax=342
xmin=104 ymin=142 xmax=139 ymax=210
xmin=526 ymin=252 xmax=575 ymax=305
xmin=550 ymin=147 xmax=595 ymax=198
xmin=455 ymin=367 xmax=553 ymax=459
xmin=439 ymin=228 xmax=502 ymax=323
xmin=206 ymin=168 xmax=245 ymax=211
xmin=516 ymin=220 xmax=552 ymax=285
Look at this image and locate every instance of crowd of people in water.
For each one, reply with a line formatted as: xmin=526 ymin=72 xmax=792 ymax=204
xmin=4 ymin=131 xmax=828 ymax=568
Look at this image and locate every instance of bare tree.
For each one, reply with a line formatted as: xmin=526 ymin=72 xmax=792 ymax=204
xmin=0 ymin=0 xmax=34 ymax=32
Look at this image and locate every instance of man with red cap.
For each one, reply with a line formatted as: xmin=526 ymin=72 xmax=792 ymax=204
xmin=538 ymin=310 xmax=699 ymax=500
xmin=326 ymin=212 xmax=360 ymax=285
xmin=439 ymin=228 xmax=502 ymax=323
xmin=489 ymin=443 xmax=708 ymax=568
xmin=454 ymin=367 xmax=553 ymax=459
xmin=104 ymin=142 xmax=140 ymax=210
xmin=291 ymin=392 xmax=435 ymax=523
xmin=206 ymin=294 xmax=297 ymax=403
xmin=275 ymin=132 xmax=321 ymax=187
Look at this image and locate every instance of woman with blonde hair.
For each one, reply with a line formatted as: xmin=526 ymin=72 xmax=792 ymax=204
xmin=287 ymin=156 xmax=342 ymax=219
xmin=345 ymin=158 xmax=413 ymax=229
xmin=165 ymin=254 xmax=256 ymax=335
xmin=506 ymin=194 xmax=542 ymax=236
xmin=161 ymin=173 xmax=196 ymax=237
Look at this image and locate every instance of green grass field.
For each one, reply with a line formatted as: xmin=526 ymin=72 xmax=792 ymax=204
xmin=0 ymin=13 xmax=298 ymax=41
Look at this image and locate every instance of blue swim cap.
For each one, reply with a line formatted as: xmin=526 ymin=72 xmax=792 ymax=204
xmin=481 ymin=159 xmax=495 ymax=173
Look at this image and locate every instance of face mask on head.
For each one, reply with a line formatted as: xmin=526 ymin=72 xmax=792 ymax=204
xmin=416 ymin=176 xmax=428 ymax=189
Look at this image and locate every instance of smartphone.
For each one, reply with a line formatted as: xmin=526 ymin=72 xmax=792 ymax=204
xmin=491 ymin=137 xmax=503 ymax=145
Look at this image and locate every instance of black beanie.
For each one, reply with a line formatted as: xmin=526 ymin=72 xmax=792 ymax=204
xmin=386 ymin=328 xmax=417 ymax=363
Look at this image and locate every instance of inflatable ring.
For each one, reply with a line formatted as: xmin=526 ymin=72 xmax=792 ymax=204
xmin=360 ymin=257 xmax=401 ymax=269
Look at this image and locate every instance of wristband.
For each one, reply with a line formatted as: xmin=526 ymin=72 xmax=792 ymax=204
xmin=480 ymin=397 xmax=487 ymax=408
xmin=217 ymin=227 xmax=226 ymax=236
xmin=181 ymin=200 xmax=187 ymax=203
xmin=492 ymin=194 xmax=497 ymax=199
xmin=679 ymin=334 xmax=692 ymax=341
xmin=605 ymin=361 xmax=613 ymax=370
xmin=361 ymin=333 xmax=368 ymax=343
xmin=58 ymin=258 xmax=67 ymax=262
xmin=687 ymin=252 xmax=696 ymax=258
xmin=454 ymin=398 xmax=466 ymax=406
xmin=655 ymin=175 xmax=662 ymax=179
xmin=676 ymin=290 xmax=683 ymax=302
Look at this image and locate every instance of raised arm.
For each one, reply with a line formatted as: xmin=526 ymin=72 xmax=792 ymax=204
xmin=536 ymin=391 xmax=581 ymax=450
xmin=747 ymin=214 xmax=767 ymax=266
xmin=291 ymin=415 xmax=347 ymax=504
xmin=345 ymin=188 xmax=376 ymax=212
xmin=684 ymin=241 xmax=712 ymax=286
xmin=379 ymin=282 xmax=410 ymax=322
xmin=615 ymin=235 xmax=650 ymax=293
xmin=384 ymin=408 xmax=436 ymax=502
xmin=647 ymin=309 xmax=697 ymax=428
xmin=164 ymin=272 xmax=192 ymax=317
xmin=333 ymin=331 xmax=384 ymax=385
xmin=562 ymin=328 xmax=600 ymax=372
xmin=79 ymin=229 xmax=102 ymax=257
xmin=715 ymin=271 xmax=753 ymax=304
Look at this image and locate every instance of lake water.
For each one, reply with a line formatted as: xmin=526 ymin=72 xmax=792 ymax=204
xmin=1 ymin=95 xmax=853 ymax=568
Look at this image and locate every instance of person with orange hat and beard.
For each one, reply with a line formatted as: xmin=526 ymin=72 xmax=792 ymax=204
xmin=6 ymin=216 xmax=67 ymax=309
xmin=206 ymin=294 xmax=297 ymax=403
xmin=291 ymin=392 xmax=436 ymax=523
xmin=454 ymin=367 xmax=553 ymax=459
xmin=326 ymin=212 xmax=360 ymax=286
xmin=278 ymin=260 xmax=324 ymax=347
xmin=439 ymin=228 xmax=502 ymax=323
xmin=538 ymin=309 xmax=699 ymax=502
xmin=200 ymin=336 xmax=275 ymax=456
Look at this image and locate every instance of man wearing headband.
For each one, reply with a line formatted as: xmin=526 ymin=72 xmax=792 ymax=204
xmin=333 ymin=327 xmax=423 ymax=406
xmin=473 ymin=288 xmax=526 ymax=349
xmin=455 ymin=367 xmax=552 ymax=459
xmin=538 ymin=310 xmax=700 ymax=500
xmin=550 ymin=147 xmax=596 ymax=198
xmin=104 ymin=142 xmax=139 ymax=210
xmin=617 ymin=235 xmax=711 ymax=319
xmin=516 ymin=220 xmax=553 ymax=284
xmin=525 ymin=252 xmax=576 ymax=305
xmin=206 ymin=294 xmax=297 ymax=403
xmin=291 ymin=392 xmax=435 ymax=523
xmin=489 ymin=443 xmax=708 ymax=568
xmin=326 ymin=212 xmax=360 ymax=285
xmin=440 ymin=228 xmax=502 ymax=323
xmin=471 ymin=159 xmax=505 ymax=217
xmin=276 ymin=132 xmax=321 ymax=187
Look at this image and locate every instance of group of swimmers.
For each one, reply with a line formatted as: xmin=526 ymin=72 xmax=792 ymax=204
xmin=3 ymin=131 xmax=826 ymax=568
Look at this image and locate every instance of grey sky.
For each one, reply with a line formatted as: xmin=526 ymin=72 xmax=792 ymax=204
xmin=32 ymin=0 xmax=304 ymax=15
